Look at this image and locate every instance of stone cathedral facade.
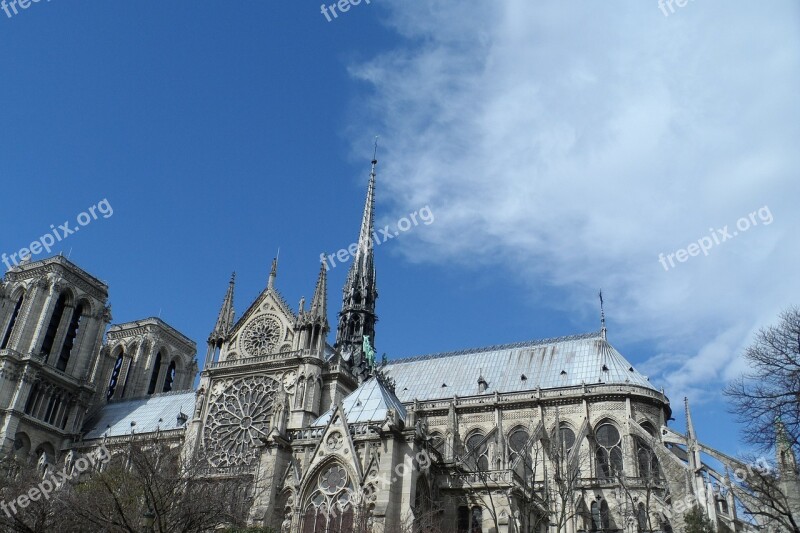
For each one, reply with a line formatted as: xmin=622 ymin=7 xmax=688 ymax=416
xmin=0 ymin=159 xmax=797 ymax=533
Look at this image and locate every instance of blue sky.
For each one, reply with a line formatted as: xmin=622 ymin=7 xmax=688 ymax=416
xmin=1 ymin=1 xmax=798 ymax=458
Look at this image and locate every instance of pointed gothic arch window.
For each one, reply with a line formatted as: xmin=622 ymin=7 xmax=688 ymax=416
xmin=637 ymin=502 xmax=648 ymax=532
xmin=595 ymin=422 xmax=623 ymax=478
xmin=162 ymin=360 xmax=177 ymax=392
xmin=301 ymin=463 xmax=355 ymax=533
xmin=591 ymin=501 xmax=601 ymax=531
xmin=414 ymin=476 xmax=433 ymax=530
xmin=559 ymin=425 xmax=577 ymax=457
xmin=147 ymin=351 xmax=163 ymax=395
xmin=120 ymin=344 xmax=136 ymax=398
xmin=1 ymin=291 xmax=25 ymax=349
xmin=636 ymin=437 xmax=660 ymax=480
xmin=24 ymin=383 xmax=40 ymax=414
xmin=456 ymin=506 xmax=482 ymax=533
xmin=464 ymin=431 xmax=489 ymax=471
xmin=508 ymin=427 xmax=533 ymax=480
xmin=591 ymin=500 xmax=610 ymax=531
xmin=41 ymin=293 xmax=68 ymax=356
xmin=107 ymin=348 xmax=125 ymax=400
xmin=429 ymin=432 xmax=445 ymax=456
xmin=56 ymin=302 xmax=85 ymax=371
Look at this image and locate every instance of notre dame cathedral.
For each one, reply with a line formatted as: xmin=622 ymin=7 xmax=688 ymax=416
xmin=0 ymin=158 xmax=797 ymax=533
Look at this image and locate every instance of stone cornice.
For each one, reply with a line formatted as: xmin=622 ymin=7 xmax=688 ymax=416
xmin=4 ymin=256 xmax=108 ymax=301
xmin=107 ymin=318 xmax=196 ymax=352
xmin=411 ymin=383 xmax=669 ymax=416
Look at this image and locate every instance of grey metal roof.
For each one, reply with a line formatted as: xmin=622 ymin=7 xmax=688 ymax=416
xmin=382 ymin=331 xmax=656 ymax=402
xmin=313 ymin=377 xmax=407 ymax=427
xmin=83 ymin=391 xmax=195 ymax=439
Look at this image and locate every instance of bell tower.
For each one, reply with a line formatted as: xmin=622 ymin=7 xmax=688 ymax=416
xmin=0 ymin=256 xmax=110 ymax=460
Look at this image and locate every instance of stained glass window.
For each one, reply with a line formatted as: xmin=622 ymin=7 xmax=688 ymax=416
xmin=465 ymin=432 xmax=489 ymax=471
xmin=302 ymin=463 xmax=357 ymax=533
xmin=595 ymin=423 xmax=623 ymax=478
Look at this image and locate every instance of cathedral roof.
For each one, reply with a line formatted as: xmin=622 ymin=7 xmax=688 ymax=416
xmin=82 ymin=391 xmax=195 ymax=439
xmin=312 ymin=376 xmax=406 ymax=427
xmin=382 ymin=331 xmax=657 ymax=402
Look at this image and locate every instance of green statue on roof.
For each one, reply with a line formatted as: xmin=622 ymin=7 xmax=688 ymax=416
xmin=363 ymin=335 xmax=376 ymax=369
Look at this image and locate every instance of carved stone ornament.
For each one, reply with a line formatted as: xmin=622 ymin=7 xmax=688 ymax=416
xmin=326 ymin=431 xmax=344 ymax=452
xmin=241 ymin=315 xmax=281 ymax=357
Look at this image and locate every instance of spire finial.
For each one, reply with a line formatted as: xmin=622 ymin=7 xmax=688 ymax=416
xmin=599 ymin=290 xmax=607 ymax=340
xmin=685 ymin=396 xmax=696 ymax=441
xmin=268 ymin=250 xmax=279 ymax=289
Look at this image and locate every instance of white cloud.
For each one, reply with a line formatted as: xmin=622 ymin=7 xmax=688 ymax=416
xmin=350 ymin=1 xmax=800 ymax=401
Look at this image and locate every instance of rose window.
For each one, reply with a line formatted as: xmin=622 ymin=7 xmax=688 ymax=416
xmin=320 ymin=464 xmax=348 ymax=494
xmin=326 ymin=432 xmax=343 ymax=452
xmin=203 ymin=376 xmax=278 ymax=467
xmin=241 ymin=316 xmax=281 ymax=356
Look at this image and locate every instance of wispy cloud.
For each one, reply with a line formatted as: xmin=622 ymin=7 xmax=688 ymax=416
xmin=350 ymin=1 xmax=800 ymax=401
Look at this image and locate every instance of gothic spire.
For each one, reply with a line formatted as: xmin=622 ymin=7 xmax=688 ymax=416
xmin=335 ymin=148 xmax=380 ymax=377
xmin=310 ymin=261 xmax=328 ymax=322
xmin=599 ymin=290 xmax=607 ymax=340
xmin=210 ymin=273 xmax=236 ymax=341
xmin=349 ymin=150 xmax=377 ymax=291
xmin=684 ymin=396 xmax=696 ymax=442
xmin=205 ymin=273 xmax=236 ymax=369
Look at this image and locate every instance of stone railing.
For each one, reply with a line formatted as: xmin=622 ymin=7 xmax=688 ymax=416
xmin=440 ymin=469 xmax=529 ymax=490
xmin=288 ymin=427 xmax=326 ymax=441
xmin=208 ymin=348 xmax=321 ymax=369
xmin=196 ymin=463 xmax=256 ymax=477
xmin=79 ymin=428 xmax=186 ymax=446
xmin=576 ymin=476 xmax=667 ymax=489
xmin=410 ymin=383 xmax=668 ymax=412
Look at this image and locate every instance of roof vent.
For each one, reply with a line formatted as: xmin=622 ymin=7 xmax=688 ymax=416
xmin=441 ymin=383 xmax=447 ymax=388
xmin=560 ymin=370 xmax=567 ymax=376
xmin=478 ymin=375 xmax=488 ymax=393
xmin=520 ymin=374 xmax=527 ymax=381
xmin=628 ymin=366 xmax=634 ymax=372
xmin=602 ymin=365 xmax=609 ymax=371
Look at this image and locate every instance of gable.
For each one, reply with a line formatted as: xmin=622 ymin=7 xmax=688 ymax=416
xmin=222 ymin=288 xmax=297 ymax=361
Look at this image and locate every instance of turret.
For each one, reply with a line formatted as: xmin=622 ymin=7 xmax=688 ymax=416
xmin=295 ymin=263 xmax=329 ymax=353
xmin=205 ymin=273 xmax=235 ymax=369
